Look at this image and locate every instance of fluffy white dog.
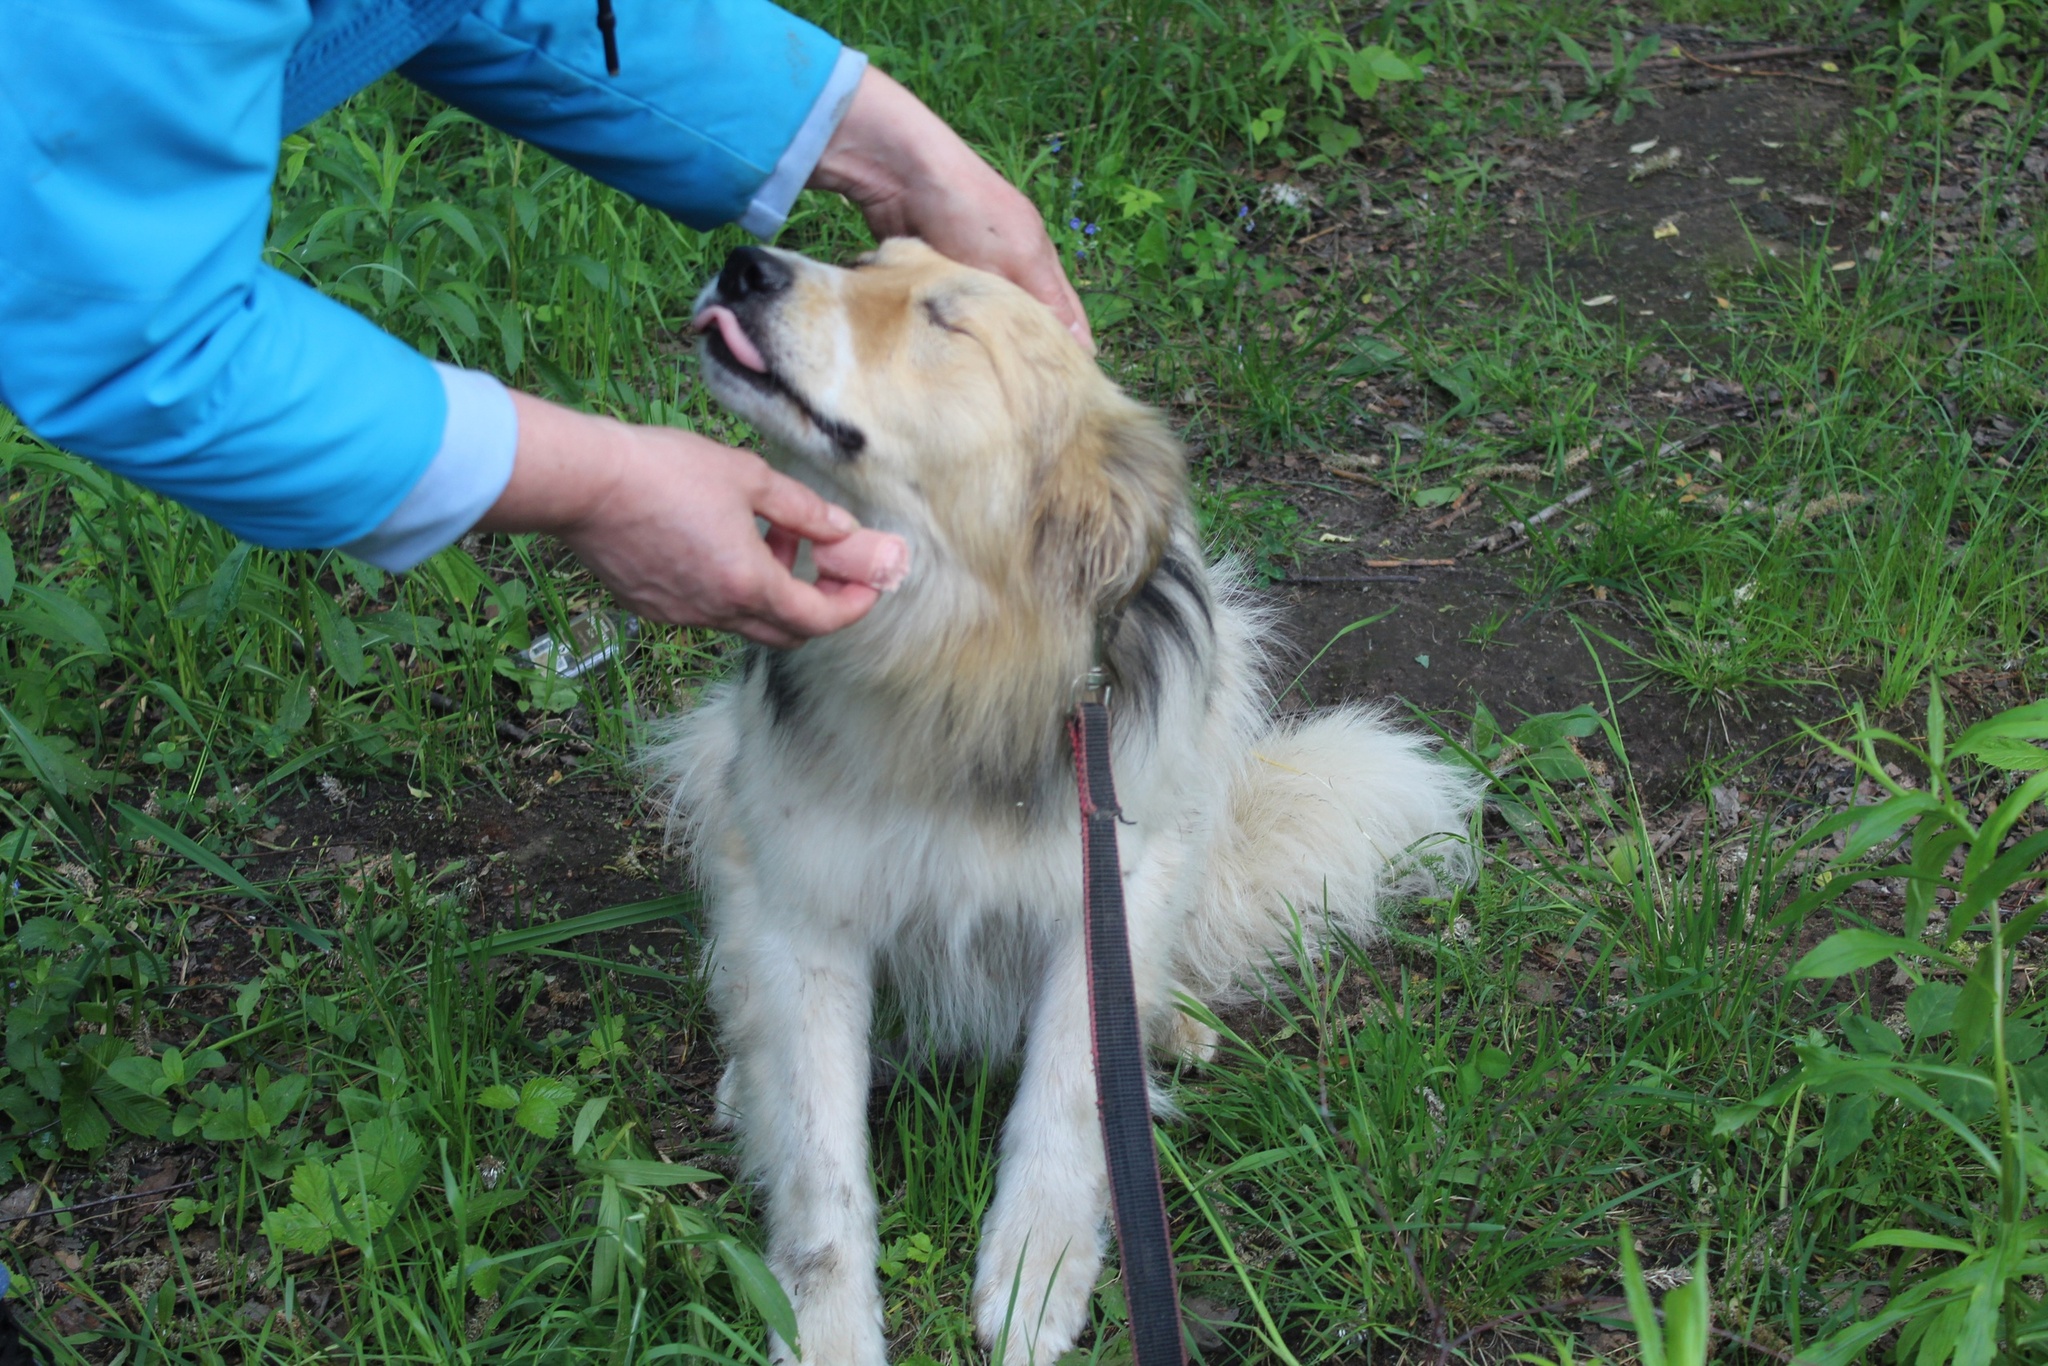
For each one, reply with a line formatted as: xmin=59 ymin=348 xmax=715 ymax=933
xmin=649 ymin=239 xmax=1481 ymax=1366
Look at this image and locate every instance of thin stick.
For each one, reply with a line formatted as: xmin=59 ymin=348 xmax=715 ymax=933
xmin=1279 ymin=574 xmax=1424 ymax=585
xmin=0 ymin=1178 xmax=201 ymax=1228
xmin=1467 ymin=459 xmax=1646 ymax=553
xmin=1366 ymin=558 xmax=1457 ymax=568
xmin=1472 ymin=42 xmax=1825 ymax=71
xmin=1465 ymin=430 xmax=1719 ymax=555
xmin=1678 ymin=45 xmax=1856 ymax=89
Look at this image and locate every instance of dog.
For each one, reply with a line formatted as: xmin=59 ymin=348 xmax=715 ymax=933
xmin=651 ymin=239 xmax=1482 ymax=1365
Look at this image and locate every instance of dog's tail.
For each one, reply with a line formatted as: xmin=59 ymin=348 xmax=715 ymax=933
xmin=1174 ymin=705 xmax=1484 ymax=1001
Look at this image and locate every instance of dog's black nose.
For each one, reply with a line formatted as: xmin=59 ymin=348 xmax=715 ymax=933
xmin=719 ymin=246 xmax=792 ymax=303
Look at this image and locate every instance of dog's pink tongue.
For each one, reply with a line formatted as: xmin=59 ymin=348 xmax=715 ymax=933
xmin=692 ymin=305 xmax=767 ymax=373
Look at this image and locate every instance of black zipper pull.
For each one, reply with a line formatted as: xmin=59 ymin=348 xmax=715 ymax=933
xmin=596 ymin=0 xmax=620 ymax=75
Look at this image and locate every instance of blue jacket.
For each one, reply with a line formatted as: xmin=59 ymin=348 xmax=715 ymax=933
xmin=0 ymin=0 xmax=858 ymax=559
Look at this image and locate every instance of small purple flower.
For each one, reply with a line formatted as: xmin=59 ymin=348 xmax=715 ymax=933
xmin=1068 ymin=216 xmax=1083 ymax=230
xmin=1075 ymin=248 xmax=1088 ymax=259
xmin=1071 ymin=178 xmax=1084 ymax=190
xmin=1237 ymin=204 xmax=1250 ymax=217
xmin=1084 ymin=222 xmax=1099 ymax=236
xmin=1048 ymin=136 xmax=1064 ymax=152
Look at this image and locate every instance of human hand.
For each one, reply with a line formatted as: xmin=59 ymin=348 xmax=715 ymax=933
xmin=811 ymin=67 xmax=1093 ymax=353
xmin=479 ymin=392 xmax=910 ymax=647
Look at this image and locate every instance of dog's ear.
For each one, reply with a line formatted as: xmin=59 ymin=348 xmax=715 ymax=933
xmin=1032 ymin=399 xmax=1187 ymax=610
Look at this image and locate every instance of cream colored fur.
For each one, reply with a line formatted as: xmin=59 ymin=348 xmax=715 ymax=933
xmin=646 ymin=240 xmax=1481 ymax=1366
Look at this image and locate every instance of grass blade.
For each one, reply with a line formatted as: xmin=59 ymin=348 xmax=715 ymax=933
xmin=480 ymin=892 xmax=700 ymax=958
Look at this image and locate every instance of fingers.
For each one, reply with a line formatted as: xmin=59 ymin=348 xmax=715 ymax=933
xmin=1024 ymin=253 xmax=1094 ymax=354
xmin=812 ymin=528 xmax=912 ymax=592
xmin=751 ymin=463 xmax=860 ymax=544
xmin=765 ymin=524 xmax=802 ymax=572
xmin=758 ymin=572 xmax=884 ymax=640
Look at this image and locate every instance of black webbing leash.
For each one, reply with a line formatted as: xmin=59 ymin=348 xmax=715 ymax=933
xmin=1068 ymin=680 xmax=1187 ymax=1366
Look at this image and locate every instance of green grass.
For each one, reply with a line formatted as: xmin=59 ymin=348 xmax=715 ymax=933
xmin=5 ymin=0 xmax=2048 ymax=1360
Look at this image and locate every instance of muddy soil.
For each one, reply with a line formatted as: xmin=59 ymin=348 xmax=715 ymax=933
xmin=1497 ymin=75 xmax=1861 ymax=327
xmin=1272 ymin=569 xmax=1834 ymax=805
xmin=253 ymin=773 xmax=686 ymax=932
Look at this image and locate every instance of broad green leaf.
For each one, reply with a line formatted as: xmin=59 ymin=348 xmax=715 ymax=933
xmin=512 ymin=1076 xmax=578 ymax=1139
xmin=1952 ymin=942 xmax=1998 ymax=1063
xmin=261 ymin=1201 xmax=336 ymax=1255
xmin=1661 ymin=1257 xmax=1710 ymax=1366
xmin=115 ymin=801 xmax=272 ymax=904
xmin=716 ymin=1236 xmax=800 ymax=1348
xmin=1820 ymin=1092 xmax=1875 ymax=1169
xmin=105 ymin=1054 xmax=169 ymax=1097
xmin=1957 ymin=1271 xmax=2000 ymax=1366
xmin=583 ymin=1158 xmax=723 ymax=1189
xmin=477 ymin=1084 xmax=520 ymax=1110
xmin=1334 ymin=334 xmax=1406 ymax=378
xmin=60 ymin=1091 xmax=112 ymax=1151
xmin=1953 ymin=700 xmax=2048 ymax=749
xmin=1364 ymin=46 xmax=1420 ymax=80
xmin=336 ymin=1116 xmax=426 ymax=1206
xmin=313 ymin=592 xmax=366 ymax=687
xmin=1953 ymin=734 xmax=2048 ymax=771
xmin=591 ymin=1175 xmax=623 ymax=1304
xmin=1908 ymin=982 xmax=1962 ymax=1038
xmin=1791 ymin=928 xmax=1921 ymax=979
xmin=572 ymin=1096 xmax=610 ymax=1154
xmin=12 ymin=582 xmax=111 ymax=656
xmin=1842 ymin=1013 xmax=1903 ymax=1057
xmin=0 ymin=527 xmax=14 ymax=603
xmin=461 ymin=1243 xmax=501 ymax=1298
xmin=1801 ymin=793 xmax=1940 ymax=863
xmin=2 ymin=703 xmax=80 ymax=798
xmin=1849 ymin=1228 xmax=1976 ymax=1254
xmin=2010 ymin=1017 xmax=2045 ymax=1064
xmin=93 ymin=1083 xmax=170 ymax=1138
xmin=1617 ymin=1223 xmax=1665 ymax=1366
xmin=203 ymin=543 xmax=253 ymax=633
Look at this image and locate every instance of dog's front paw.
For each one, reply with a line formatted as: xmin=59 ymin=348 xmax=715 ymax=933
xmin=1155 ymin=1005 xmax=1219 ymax=1067
xmin=767 ymin=1255 xmax=888 ymax=1366
xmin=972 ymin=1207 xmax=1105 ymax=1365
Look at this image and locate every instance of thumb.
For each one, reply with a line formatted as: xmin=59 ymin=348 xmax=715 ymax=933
xmin=753 ymin=464 xmax=861 ymax=543
xmin=812 ymin=528 xmax=912 ymax=592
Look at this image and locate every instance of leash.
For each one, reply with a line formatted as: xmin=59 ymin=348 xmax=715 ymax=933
xmin=1068 ymin=671 xmax=1186 ymax=1366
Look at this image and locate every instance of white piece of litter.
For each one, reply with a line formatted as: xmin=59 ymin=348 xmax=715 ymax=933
xmin=1582 ymin=294 xmax=1616 ymax=307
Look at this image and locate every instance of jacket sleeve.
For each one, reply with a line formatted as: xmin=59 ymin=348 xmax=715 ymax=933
xmin=401 ymin=0 xmax=865 ymax=239
xmin=0 ymin=0 xmax=449 ymax=551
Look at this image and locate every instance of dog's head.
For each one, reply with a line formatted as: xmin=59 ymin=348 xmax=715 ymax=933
xmin=692 ymin=239 xmax=1186 ymax=614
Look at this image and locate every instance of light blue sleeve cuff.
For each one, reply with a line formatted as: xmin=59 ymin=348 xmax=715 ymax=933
xmin=737 ymin=47 xmax=868 ymax=240
xmin=340 ymin=362 xmax=517 ymax=571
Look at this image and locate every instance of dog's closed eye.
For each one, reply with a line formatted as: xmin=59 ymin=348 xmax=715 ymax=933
xmin=922 ymin=297 xmax=973 ymax=337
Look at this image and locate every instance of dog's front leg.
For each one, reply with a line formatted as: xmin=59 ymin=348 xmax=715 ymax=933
xmin=718 ymin=935 xmax=884 ymax=1366
xmin=972 ymin=841 xmax=1184 ymax=1365
xmin=971 ymin=929 xmax=1105 ymax=1363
